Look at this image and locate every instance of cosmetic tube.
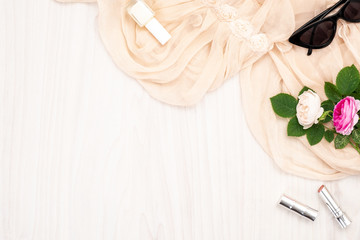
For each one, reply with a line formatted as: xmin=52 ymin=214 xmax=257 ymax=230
xmin=279 ymin=195 xmax=318 ymax=221
xmin=127 ymin=0 xmax=171 ymax=45
xmin=318 ymin=185 xmax=351 ymax=229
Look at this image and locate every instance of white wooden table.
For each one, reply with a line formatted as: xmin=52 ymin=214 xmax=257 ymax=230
xmin=1 ymin=1 xmax=360 ymax=239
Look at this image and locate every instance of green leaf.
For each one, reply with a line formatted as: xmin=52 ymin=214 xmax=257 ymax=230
xmin=270 ymin=93 xmax=297 ymax=118
xmin=287 ymin=117 xmax=307 ymax=137
xmin=324 ymin=82 xmax=342 ymax=103
xmin=334 ymin=134 xmax=350 ymax=149
xmin=306 ymin=124 xmax=325 ymax=146
xmin=352 ymin=129 xmax=360 ymax=144
xmin=298 ymin=86 xmax=314 ymax=96
xmin=321 ymin=100 xmax=335 ymax=111
xmin=350 ymin=92 xmax=360 ymax=100
xmin=320 ymin=100 xmax=334 ymax=123
xmin=336 ymin=65 xmax=360 ymax=95
xmin=324 ymin=130 xmax=335 ymax=143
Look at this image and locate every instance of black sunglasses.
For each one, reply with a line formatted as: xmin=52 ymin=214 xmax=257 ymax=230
xmin=289 ymin=0 xmax=360 ymax=55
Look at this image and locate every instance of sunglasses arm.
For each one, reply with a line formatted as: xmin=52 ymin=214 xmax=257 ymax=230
xmin=307 ymin=48 xmax=313 ymax=56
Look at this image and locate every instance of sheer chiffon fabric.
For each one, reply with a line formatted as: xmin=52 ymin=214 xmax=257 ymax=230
xmin=56 ymin=0 xmax=360 ymax=180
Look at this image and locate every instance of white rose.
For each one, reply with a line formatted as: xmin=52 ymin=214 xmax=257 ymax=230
xmin=296 ymin=90 xmax=324 ymax=129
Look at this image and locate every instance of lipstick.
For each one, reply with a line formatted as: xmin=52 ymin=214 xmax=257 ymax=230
xmin=278 ymin=195 xmax=318 ymax=221
xmin=318 ymin=185 xmax=351 ymax=229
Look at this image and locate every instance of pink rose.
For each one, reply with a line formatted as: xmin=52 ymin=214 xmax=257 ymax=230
xmin=333 ymin=96 xmax=360 ymax=135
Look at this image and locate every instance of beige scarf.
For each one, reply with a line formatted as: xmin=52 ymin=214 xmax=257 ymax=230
xmin=55 ymin=0 xmax=360 ymax=180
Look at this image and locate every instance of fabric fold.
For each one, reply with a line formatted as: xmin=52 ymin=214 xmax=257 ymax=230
xmin=56 ymin=0 xmax=96 ymax=3
xmin=55 ymin=0 xmax=360 ymax=180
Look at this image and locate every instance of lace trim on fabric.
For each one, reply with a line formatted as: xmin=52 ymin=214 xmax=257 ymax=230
xmin=202 ymin=0 xmax=270 ymax=52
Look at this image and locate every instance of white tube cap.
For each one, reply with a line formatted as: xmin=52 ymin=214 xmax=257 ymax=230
xmin=128 ymin=0 xmax=154 ymax=27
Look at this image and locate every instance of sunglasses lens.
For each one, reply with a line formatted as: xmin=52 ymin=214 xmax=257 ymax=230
xmin=298 ymin=21 xmax=334 ymax=47
xmin=344 ymin=1 xmax=360 ymax=21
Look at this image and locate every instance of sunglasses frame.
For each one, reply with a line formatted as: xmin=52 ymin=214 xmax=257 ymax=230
xmin=289 ymin=0 xmax=360 ymax=55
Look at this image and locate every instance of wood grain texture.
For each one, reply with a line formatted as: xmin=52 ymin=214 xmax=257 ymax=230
xmin=1 ymin=1 xmax=360 ymax=239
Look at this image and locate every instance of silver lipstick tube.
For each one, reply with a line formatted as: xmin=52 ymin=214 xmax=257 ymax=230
xmin=279 ymin=195 xmax=318 ymax=221
xmin=318 ymin=185 xmax=351 ymax=229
